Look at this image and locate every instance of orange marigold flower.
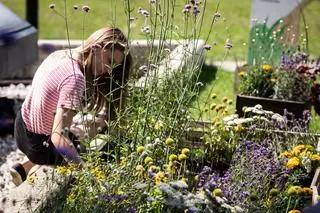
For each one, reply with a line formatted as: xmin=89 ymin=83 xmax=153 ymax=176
xmin=303 ymin=187 xmax=313 ymax=196
xmin=280 ymin=151 xmax=292 ymax=158
xmin=262 ymin=64 xmax=272 ymax=72
xmin=291 ymin=145 xmax=305 ymax=156
xmin=288 ymin=210 xmax=301 ymax=213
xmin=312 ymin=154 xmax=320 ymax=161
xmin=286 ymin=157 xmax=300 ymax=169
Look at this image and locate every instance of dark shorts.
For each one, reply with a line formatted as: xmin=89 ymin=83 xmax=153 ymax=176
xmin=14 ymin=111 xmax=80 ymax=165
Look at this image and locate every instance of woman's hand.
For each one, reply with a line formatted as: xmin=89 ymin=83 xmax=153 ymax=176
xmin=70 ymin=112 xmax=107 ymax=139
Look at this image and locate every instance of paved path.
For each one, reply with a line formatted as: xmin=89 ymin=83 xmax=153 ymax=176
xmin=211 ymin=60 xmax=246 ymax=72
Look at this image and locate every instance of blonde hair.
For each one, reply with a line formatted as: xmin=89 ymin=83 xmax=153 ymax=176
xmin=75 ymin=27 xmax=132 ymax=124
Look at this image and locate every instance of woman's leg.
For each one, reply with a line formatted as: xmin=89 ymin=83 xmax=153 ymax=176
xmin=21 ymin=160 xmax=35 ymax=175
xmin=9 ymin=159 xmax=35 ymax=186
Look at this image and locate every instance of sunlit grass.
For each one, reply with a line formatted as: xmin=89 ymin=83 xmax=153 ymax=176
xmin=3 ymin=0 xmax=319 ymax=60
xmin=190 ymin=66 xmax=236 ymax=121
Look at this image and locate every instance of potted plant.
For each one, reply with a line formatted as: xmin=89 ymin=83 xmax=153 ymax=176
xmin=237 ymin=50 xmax=319 ymax=119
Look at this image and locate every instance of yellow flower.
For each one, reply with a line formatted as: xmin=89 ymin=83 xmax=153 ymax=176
xmin=96 ymin=170 xmax=105 ymax=180
xmin=56 ymin=165 xmax=71 ymax=176
xmin=269 ymin=188 xmax=279 ymax=197
xmin=311 ymin=154 xmax=320 ymax=161
xmin=292 ymin=145 xmax=305 ymax=156
xmin=178 ymin=154 xmax=188 ymax=161
xmin=117 ymin=189 xmax=124 ymax=195
xmin=210 ymin=103 xmax=217 ymax=110
xmin=181 ymin=148 xmax=190 ymax=155
xmin=214 ymin=121 xmax=222 ymax=127
xmin=286 ymin=157 xmax=300 ymax=169
xmin=227 ymin=100 xmax=233 ymax=105
xmin=238 ymin=71 xmax=246 ymax=77
xmin=120 ymin=157 xmax=127 ymax=165
xmin=288 ymin=210 xmax=301 ymax=213
xmin=305 ymin=145 xmax=314 ymax=151
xmin=165 ymin=137 xmax=174 ymax=146
xmin=211 ymin=93 xmax=217 ymax=99
xmin=280 ymin=151 xmax=292 ymax=158
xmin=223 ymin=109 xmax=229 ymax=115
xmin=137 ymin=146 xmax=145 ymax=153
xmin=67 ymin=192 xmax=75 ymax=203
xmin=148 ymin=165 xmax=159 ymax=173
xmin=213 ymin=188 xmax=224 ymax=197
xmin=303 ymin=187 xmax=313 ymax=196
xmin=154 ymin=171 xmax=165 ymax=185
xmin=270 ymin=78 xmax=277 ymax=83
xmin=154 ymin=120 xmax=164 ymax=130
xmin=90 ymin=167 xmax=105 ymax=180
xmin=136 ymin=165 xmax=144 ymax=171
xmin=234 ymin=124 xmax=244 ymax=132
xmin=220 ymin=104 xmax=226 ymax=109
xmin=215 ymin=105 xmax=222 ymax=112
xmin=136 ymin=165 xmax=145 ymax=178
xmin=180 ymin=177 xmax=188 ymax=183
xmin=27 ymin=177 xmax=35 ymax=184
xmin=262 ymin=64 xmax=272 ymax=72
xmin=287 ymin=186 xmax=302 ymax=196
xmin=144 ymin=156 xmax=153 ymax=164
xmin=165 ymin=164 xmax=176 ymax=175
xmin=169 ymin=154 xmax=178 ymax=162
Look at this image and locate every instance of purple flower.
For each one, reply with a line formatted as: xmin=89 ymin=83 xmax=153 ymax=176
xmin=128 ymin=207 xmax=136 ymax=213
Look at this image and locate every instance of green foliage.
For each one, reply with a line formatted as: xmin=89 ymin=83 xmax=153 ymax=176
xmin=247 ymin=18 xmax=288 ymax=66
xmin=239 ymin=64 xmax=276 ymax=98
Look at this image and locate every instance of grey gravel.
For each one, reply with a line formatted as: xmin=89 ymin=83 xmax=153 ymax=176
xmin=0 ymin=135 xmax=28 ymax=200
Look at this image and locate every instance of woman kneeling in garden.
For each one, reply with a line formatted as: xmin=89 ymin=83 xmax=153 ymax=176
xmin=10 ymin=27 xmax=132 ymax=186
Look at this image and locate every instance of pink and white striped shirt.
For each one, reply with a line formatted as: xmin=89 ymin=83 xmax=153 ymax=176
xmin=22 ymin=50 xmax=85 ymax=135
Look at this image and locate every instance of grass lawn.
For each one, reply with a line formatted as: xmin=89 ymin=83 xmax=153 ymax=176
xmin=2 ymin=0 xmax=319 ymax=61
xmin=190 ymin=66 xmax=236 ymax=122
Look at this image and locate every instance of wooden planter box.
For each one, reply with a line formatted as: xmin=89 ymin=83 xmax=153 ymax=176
xmin=311 ymin=167 xmax=320 ymax=205
xmin=236 ymin=94 xmax=311 ymax=119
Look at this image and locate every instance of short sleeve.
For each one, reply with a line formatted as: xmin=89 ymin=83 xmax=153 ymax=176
xmin=57 ymin=73 xmax=85 ymax=110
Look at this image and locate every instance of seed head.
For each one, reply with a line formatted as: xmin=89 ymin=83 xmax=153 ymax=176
xmin=169 ymin=154 xmax=178 ymax=161
xmin=214 ymin=12 xmax=221 ymax=18
xmin=165 ymin=137 xmax=174 ymax=146
xmin=137 ymin=146 xmax=145 ymax=153
xmin=82 ymin=5 xmax=90 ymax=13
xmin=49 ymin=4 xmax=55 ymax=9
xmin=225 ymin=39 xmax=233 ymax=49
xmin=203 ymin=44 xmax=212 ymax=50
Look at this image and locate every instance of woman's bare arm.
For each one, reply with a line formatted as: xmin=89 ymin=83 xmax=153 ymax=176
xmin=51 ymin=108 xmax=83 ymax=164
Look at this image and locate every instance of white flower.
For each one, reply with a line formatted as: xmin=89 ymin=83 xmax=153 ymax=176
xmin=195 ymin=82 xmax=203 ymax=87
xmin=155 ymin=138 xmax=161 ymax=144
xmin=302 ymin=156 xmax=312 ymax=173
